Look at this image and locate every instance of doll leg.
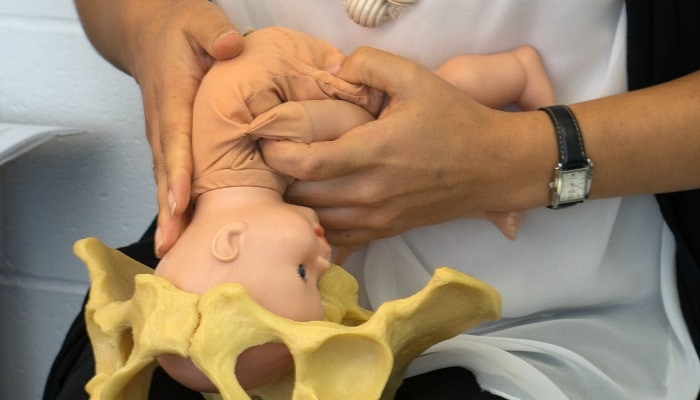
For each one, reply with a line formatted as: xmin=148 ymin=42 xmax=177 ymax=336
xmin=249 ymin=99 xmax=374 ymax=143
xmin=509 ymin=45 xmax=556 ymax=110
xmin=434 ymin=45 xmax=555 ymax=111
xmin=435 ymin=46 xmax=556 ymax=239
xmin=297 ymin=99 xmax=375 ymax=141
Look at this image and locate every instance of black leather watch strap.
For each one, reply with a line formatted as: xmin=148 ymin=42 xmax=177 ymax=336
xmin=540 ymin=105 xmax=588 ymax=169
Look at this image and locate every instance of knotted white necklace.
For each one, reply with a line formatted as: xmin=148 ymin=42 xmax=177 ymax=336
xmin=343 ymin=0 xmax=419 ymax=27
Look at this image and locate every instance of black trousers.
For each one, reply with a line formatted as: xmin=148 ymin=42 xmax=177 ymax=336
xmin=43 ymin=219 xmax=503 ymax=400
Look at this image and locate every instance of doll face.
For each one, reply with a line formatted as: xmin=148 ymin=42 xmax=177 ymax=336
xmin=234 ymin=202 xmax=331 ymax=322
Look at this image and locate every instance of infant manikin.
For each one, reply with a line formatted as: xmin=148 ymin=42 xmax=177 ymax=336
xmin=154 ymin=27 xmax=554 ymax=393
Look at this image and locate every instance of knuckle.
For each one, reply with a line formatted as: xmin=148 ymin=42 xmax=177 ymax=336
xmin=152 ymin=156 xmax=166 ymax=174
xmin=159 ymin=124 xmax=190 ymax=148
xmin=345 ymin=46 xmax=378 ymax=71
xmin=355 ymin=183 xmax=384 ymax=205
xmin=368 ymin=211 xmax=395 ymax=232
xmin=293 ymin=156 xmax=324 ymax=181
xmin=350 ymin=46 xmax=375 ymax=60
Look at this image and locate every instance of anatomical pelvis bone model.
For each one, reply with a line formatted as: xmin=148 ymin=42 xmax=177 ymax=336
xmin=76 ymin=237 xmax=501 ymax=400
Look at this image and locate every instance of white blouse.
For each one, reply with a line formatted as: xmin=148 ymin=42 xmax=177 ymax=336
xmin=213 ymin=1 xmax=699 ymax=398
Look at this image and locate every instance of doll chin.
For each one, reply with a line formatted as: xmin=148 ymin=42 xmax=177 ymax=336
xmin=157 ymin=342 xmax=294 ymax=392
xmin=156 ymin=354 xmax=218 ymax=393
xmin=235 ymin=342 xmax=295 ymax=389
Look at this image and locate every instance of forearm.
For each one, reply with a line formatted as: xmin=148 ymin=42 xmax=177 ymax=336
xmin=575 ymin=70 xmax=700 ymax=198
xmin=74 ymin=0 xmax=147 ymax=74
xmin=507 ymin=70 xmax=700 ymax=210
xmin=74 ymin=0 xmax=216 ymax=76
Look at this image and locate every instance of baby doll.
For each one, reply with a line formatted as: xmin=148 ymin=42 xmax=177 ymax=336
xmin=154 ymin=27 xmax=554 ymax=393
xmin=154 ymin=27 xmax=382 ymax=392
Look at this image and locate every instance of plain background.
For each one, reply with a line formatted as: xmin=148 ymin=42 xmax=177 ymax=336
xmin=1 ymin=1 xmax=156 ymax=398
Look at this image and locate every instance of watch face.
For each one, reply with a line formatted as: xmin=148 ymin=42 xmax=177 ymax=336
xmin=559 ymin=170 xmax=588 ymax=202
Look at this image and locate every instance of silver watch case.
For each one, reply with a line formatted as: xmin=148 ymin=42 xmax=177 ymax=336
xmin=548 ymin=160 xmax=593 ymax=209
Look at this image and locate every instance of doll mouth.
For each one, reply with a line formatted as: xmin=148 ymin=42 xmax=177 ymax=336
xmin=315 ymin=225 xmax=326 ymax=238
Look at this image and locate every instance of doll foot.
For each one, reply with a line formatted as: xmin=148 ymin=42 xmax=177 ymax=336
xmin=512 ymin=45 xmax=556 ymax=110
xmin=485 ymin=211 xmax=523 ymax=241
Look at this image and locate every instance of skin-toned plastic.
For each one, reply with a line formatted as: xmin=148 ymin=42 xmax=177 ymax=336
xmin=154 ymin=27 xmax=383 ymax=391
xmin=153 ymin=26 xmax=553 ymax=391
xmin=76 ymin=237 xmax=501 ymax=400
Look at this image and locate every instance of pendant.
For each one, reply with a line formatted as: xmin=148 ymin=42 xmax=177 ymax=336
xmin=344 ymin=0 xmax=419 ymax=27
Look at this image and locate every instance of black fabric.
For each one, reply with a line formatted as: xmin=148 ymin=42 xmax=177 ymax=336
xmin=396 ymin=367 xmax=504 ymax=400
xmin=42 ymin=310 xmax=92 ymax=400
xmin=626 ymin=1 xmax=700 ymax=382
xmin=149 ymin=367 xmax=205 ymax=400
xmin=625 ymin=0 xmax=700 ymax=91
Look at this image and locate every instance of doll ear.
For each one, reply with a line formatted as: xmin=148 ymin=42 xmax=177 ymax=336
xmin=212 ymin=222 xmax=247 ymax=262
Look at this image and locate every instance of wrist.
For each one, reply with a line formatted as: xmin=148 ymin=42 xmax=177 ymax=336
xmin=500 ymin=110 xmax=558 ymax=210
xmin=540 ymin=105 xmax=593 ymax=209
xmin=121 ymin=0 xmax=175 ymax=77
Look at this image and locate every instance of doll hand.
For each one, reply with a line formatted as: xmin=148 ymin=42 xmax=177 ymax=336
xmin=261 ymin=48 xmax=552 ymax=250
xmin=129 ymin=1 xmax=244 ymax=257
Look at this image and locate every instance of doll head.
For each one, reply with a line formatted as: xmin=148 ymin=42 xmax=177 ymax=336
xmin=154 ymin=187 xmax=331 ymax=390
xmin=208 ymin=199 xmax=332 ymax=322
xmin=156 ymin=187 xmax=331 ymax=321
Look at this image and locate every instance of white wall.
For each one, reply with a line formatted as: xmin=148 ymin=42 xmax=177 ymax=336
xmin=0 ymin=1 xmax=157 ymax=398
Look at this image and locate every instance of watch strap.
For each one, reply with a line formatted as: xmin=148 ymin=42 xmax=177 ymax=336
xmin=540 ymin=105 xmax=588 ymax=169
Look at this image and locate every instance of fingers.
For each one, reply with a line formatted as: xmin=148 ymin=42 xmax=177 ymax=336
xmin=209 ymin=31 xmax=245 ymax=60
xmin=335 ymin=47 xmax=429 ymax=98
xmin=155 ymin=206 xmax=187 ymax=258
xmin=316 ymin=205 xmax=402 ymax=250
xmin=141 ymin=3 xmax=243 ymax=256
xmin=333 ymin=243 xmax=364 ymax=265
xmin=156 ymin=76 xmax=195 ymax=214
xmin=142 ymin=69 xmax=195 ymax=258
xmin=259 ymin=127 xmax=376 ymax=182
xmin=158 ymin=3 xmax=241 ymax=218
xmin=147 ymin=102 xmax=181 ymax=257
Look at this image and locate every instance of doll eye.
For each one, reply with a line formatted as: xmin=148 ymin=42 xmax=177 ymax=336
xmin=297 ymin=264 xmax=307 ymax=282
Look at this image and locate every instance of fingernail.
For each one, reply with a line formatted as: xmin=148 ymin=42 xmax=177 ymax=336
xmin=154 ymin=226 xmax=163 ymax=258
xmin=218 ymin=29 xmax=240 ymax=40
xmin=168 ymin=190 xmax=176 ymax=215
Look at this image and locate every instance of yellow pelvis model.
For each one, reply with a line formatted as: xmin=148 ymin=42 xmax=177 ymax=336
xmin=76 ymin=237 xmax=501 ymax=400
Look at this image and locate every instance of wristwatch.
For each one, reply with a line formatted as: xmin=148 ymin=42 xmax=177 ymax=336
xmin=540 ymin=105 xmax=593 ymax=209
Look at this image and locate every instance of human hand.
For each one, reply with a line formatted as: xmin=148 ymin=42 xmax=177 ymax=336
xmin=260 ymin=47 xmax=553 ymax=252
xmin=120 ymin=0 xmax=244 ymax=257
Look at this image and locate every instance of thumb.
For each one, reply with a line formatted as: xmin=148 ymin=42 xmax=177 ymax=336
xmin=260 ymin=132 xmax=371 ymax=182
xmin=335 ymin=47 xmax=423 ymax=97
xmin=188 ymin=4 xmax=244 ymax=60
xmin=209 ymin=30 xmax=245 ymax=60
